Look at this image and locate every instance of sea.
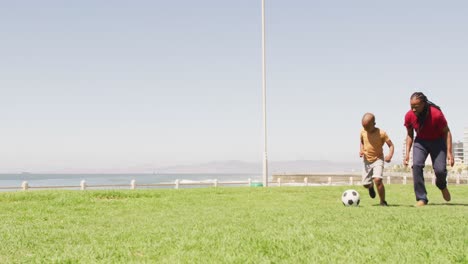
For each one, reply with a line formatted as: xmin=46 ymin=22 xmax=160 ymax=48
xmin=0 ymin=173 xmax=263 ymax=191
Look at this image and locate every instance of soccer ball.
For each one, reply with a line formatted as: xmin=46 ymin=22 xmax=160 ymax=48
xmin=342 ymin=189 xmax=360 ymax=206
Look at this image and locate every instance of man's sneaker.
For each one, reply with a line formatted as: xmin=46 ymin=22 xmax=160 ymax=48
xmin=415 ymin=200 xmax=427 ymax=207
xmin=380 ymin=201 xmax=388 ymax=206
xmin=368 ymin=186 xmax=376 ymax=199
xmin=441 ymin=188 xmax=451 ymax=202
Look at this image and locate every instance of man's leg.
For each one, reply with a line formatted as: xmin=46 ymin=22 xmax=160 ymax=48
xmin=412 ymin=139 xmax=429 ymax=205
xmin=430 ymin=138 xmax=450 ymax=201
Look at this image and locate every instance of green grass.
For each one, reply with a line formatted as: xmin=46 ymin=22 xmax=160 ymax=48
xmin=0 ymin=185 xmax=467 ymax=263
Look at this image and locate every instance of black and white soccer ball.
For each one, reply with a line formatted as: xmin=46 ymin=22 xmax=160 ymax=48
xmin=342 ymin=189 xmax=360 ymax=207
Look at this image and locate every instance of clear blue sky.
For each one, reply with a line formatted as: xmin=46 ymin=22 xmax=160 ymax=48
xmin=1 ymin=1 xmax=467 ymax=172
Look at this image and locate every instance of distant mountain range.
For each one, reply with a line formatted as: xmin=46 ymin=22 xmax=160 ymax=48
xmin=12 ymin=160 xmax=363 ymax=174
xmin=154 ymin=160 xmax=361 ymax=174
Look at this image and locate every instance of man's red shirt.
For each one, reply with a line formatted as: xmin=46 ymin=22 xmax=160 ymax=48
xmin=404 ymin=106 xmax=447 ymax=140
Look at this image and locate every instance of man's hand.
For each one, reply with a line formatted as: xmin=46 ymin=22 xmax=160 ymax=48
xmin=447 ymin=153 xmax=455 ymax=167
xmin=403 ymin=155 xmax=410 ymax=166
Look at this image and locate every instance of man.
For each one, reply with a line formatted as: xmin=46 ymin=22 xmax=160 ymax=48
xmin=404 ymin=92 xmax=454 ymax=207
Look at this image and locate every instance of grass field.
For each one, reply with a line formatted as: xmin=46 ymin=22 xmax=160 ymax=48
xmin=0 ymin=185 xmax=467 ymax=263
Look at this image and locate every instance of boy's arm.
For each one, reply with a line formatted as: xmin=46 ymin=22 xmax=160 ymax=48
xmin=384 ymin=139 xmax=394 ymax=163
xmin=359 ymin=135 xmax=364 ymax=158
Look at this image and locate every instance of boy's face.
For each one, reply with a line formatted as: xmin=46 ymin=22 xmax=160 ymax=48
xmin=362 ymin=119 xmax=375 ymax=132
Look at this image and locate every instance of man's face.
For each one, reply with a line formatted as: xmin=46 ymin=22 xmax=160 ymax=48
xmin=410 ymin=98 xmax=425 ymax=116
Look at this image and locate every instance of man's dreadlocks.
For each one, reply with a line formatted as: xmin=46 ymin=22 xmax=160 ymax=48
xmin=410 ymin=92 xmax=441 ymax=130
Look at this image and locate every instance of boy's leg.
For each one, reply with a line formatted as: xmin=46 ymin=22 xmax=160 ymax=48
xmin=412 ymin=139 xmax=430 ymax=205
xmin=430 ymin=138 xmax=450 ymax=201
xmin=371 ymin=159 xmax=386 ymax=205
xmin=374 ymin=178 xmax=385 ymax=204
xmin=368 ymin=183 xmax=376 ymax=199
xmin=362 ymin=160 xmax=375 ymax=198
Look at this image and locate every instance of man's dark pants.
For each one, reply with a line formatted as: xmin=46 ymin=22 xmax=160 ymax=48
xmin=412 ymin=137 xmax=447 ymax=203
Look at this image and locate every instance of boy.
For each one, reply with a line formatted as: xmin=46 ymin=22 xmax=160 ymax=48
xmin=359 ymin=113 xmax=394 ymax=206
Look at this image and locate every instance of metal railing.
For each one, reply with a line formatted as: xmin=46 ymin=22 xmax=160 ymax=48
xmin=0 ymin=174 xmax=466 ymax=191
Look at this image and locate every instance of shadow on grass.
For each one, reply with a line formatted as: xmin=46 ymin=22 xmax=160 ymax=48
xmin=371 ymin=204 xmax=412 ymax=207
xmin=427 ymin=203 xmax=468 ymax=207
xmin=376 ymin=203 xmax=468 ymax=207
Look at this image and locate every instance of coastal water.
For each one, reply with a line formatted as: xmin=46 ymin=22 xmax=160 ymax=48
xmin=0 ymin=173 xmax=262 ymax=191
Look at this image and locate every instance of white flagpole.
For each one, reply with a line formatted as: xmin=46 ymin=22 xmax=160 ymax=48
xmin=261 ymin=0 xmax=268 ymax=187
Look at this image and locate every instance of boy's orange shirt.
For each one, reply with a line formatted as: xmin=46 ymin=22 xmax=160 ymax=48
xmin=361 ymin=128 xmax=389 ymax=162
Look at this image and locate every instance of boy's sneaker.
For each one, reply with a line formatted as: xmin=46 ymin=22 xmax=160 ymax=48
xmin=380 ymin=201 xmax=388 ymax=206
xmin=368 ymin=186 xmax=376 ymax=199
